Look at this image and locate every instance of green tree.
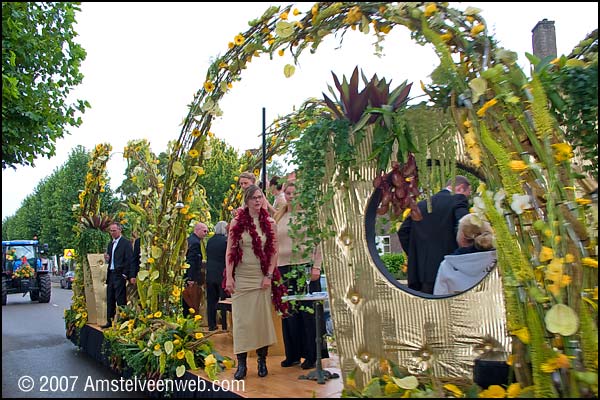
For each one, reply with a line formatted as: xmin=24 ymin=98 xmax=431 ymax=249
xmin=198 ymin=137 xmax=240 ymax=221
xmin=2 ymin=146 xmax=117 ymax=255
xmin=2 ymin=2 xmax=89 ymax=169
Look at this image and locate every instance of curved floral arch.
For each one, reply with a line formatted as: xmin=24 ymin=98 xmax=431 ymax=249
xmin=136 ymin=2 xmax=596 ymax=396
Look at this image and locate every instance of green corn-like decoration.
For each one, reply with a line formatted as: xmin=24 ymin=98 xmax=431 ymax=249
xmin=530 ymin=75 xmax=554 ymax=139
xmin=579 ymin=302 xmax=598 ymax=371
xmin=526 ymin=303 xmax=559 ymax=398
xmin=482 ymin=190 xmax=527 ymax=332
xmin=480 ymin=122 xmax=522 ymax=199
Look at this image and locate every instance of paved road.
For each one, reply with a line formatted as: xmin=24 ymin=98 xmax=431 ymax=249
xmin=2 ymin=281 xmax=146 ymax=398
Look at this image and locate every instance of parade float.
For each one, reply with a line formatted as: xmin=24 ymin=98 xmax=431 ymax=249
xmin=66 ymin=2 xmax=597 ymax=397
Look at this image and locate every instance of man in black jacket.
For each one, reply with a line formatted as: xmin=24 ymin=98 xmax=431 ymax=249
xmin=183 ymin=222 xmax=208 ymax=315
xmin=398 ymin=176 xmax=471 ymax=294
xmin=102 ymin=222 xmax=134 ymax=328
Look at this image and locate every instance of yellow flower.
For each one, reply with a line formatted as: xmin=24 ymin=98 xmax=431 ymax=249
xmin=154 ymin=343 xmax=161 ymax=351
xmin=311 ymin=4 xmax=318 ymax=15
xmin=384 ymin=382 xmax=400 ymax=395
xmin=424 ymin=3 xmax=438 ymax=17
xmin=204 ymin=353 xmax=217 ymax=367
xmin=278 ymin=48 xmax=285 ymax=57
xmin=223 ymin=359 xmax=234 ymax=369
xmin=560 ymin=274 xmax=572 ymax=287
xmin=147 ymin=257 xmax=155 ymax=264
xmin=233 ymin=176 xmax=239 ymax=181
xmin=292 ymin=8 xmax=300 ymax=16
xmin=176 ymin=350 xmax=185 ymax=359
xmin=234 ymin=34 xmax=245 ymax=46
xmin=539 ymin=246 xmax=554 ymax=262
xmin=228 ymin=42 xmax=234 ymax=49
xmin=203 ymin=81 xmax=215 ymax=92
xmin=541 ymin=353 xmax=570 ymax=372
xmin=443 ymin=383 xmax=463 ymax=397
xmin=471 ymin=23 xmax=486 ymax=36
xmin=173 ymin=339 xmax=181 ymax=346
xmin=227 ymin=82 xmax=232 ymax=89
xmin=218 ymin=61 xmax=228 ymax=69
xmin=478 ymin=385 xmax=505 ymax=398
xmin=253 ymin=169 xmax=260 ymax=176
xmin=189 ymin=308 xmax=196 ymax=314
xmin=582 ymin=257 xmax=598 ymax=268
xmin=575 ymin=197 xmax=591 ymax=205
xmin=510 ymin=327 xmax=530 ymax=344
xmin=180 ymin=205 xmax=189 ymax=215
xmin=207 ymin=131 xmax=214 ymax=138
xmin=195 ymin=332 xmax=204 ymax=340
xmin=279 ymin=11 xmax=288 ymax=20
xmin=194 ymin=314 xmax=202 ymax=321
xmin=509 ymin=160 xmax=528 ymax=172
xmin=506 ymin=383 xmax=521 ymax=398
xmin=379 ymin=24 xmax=392 ymax=34
xmin=564 ymin=253 xmax=575 ymax=263
xmin=476 ymin=98 xmax=498 ymax=117
xmin=551 ymin=143 xmax=574 ymax=162
xmin=343 ymin=6 xmax=362 ymax=25
xmin=188 ymin=149 xmax=199 ymax=158
xmin=154 ymin=311 xmax=162 ymax=318
xmin=227 ymin=206 xmax=233 ymax=211
xmin=440 ymin=32 xmax=453 ymax=42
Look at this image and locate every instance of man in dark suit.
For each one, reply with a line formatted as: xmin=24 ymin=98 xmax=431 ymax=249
xmin=101 ymin=222 xmax=134 ymax=328
xmin=398 ymin=176 xmax=471 ymax=294
xmin=205 ymin=221 xmax=229 ymax=331
xmin=183 ymin=222 xmax=208 ymax=315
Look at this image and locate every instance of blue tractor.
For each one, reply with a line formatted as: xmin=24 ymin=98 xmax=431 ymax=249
xmin=2 ymin=240 xmax=51 ymax=305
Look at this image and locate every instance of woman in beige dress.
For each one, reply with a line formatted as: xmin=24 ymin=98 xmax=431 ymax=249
xmin=225 ymin=184 xmax=286 ymax=380
xmin=275 ymin=181 xmax=329 ymax=370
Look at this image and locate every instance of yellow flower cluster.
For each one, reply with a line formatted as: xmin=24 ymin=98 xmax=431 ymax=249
xmin=463 ymin=119 xmax=482 ymax=167
xmin=13 ymin=264 xmax=35 ymax=279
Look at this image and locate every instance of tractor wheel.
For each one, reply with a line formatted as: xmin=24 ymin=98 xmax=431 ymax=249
xmin=30 ymin=289 xmax=39 ymax=301
xmin=38 ymin=274 xmax=51 ymax=303
xmin=2 ymin=276 xmax=7 ymax=306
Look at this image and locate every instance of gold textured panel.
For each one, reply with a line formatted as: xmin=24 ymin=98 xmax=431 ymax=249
xmin=320 ymin=128 xmax=509 ymax=387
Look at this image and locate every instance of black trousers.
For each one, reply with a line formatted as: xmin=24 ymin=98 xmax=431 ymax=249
xmin=279 ymin=264 xmax=329 ymax=363
xmin=206 ymin=280 xmax=228 ymax=329
xmin=106 ymin=270 xmax=127 ymax=322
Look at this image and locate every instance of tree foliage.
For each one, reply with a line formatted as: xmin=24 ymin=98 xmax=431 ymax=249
xmin=2 ymin=146 xmax=115 ymax=255
xmin=2 ymin=2 xmax=89 ymax=169
xmin=198 ymin=138 xmax=240 ymax=221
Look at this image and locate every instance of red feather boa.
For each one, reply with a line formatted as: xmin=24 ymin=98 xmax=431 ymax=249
xmin=228 ymin=207 xmax=288 ymax=316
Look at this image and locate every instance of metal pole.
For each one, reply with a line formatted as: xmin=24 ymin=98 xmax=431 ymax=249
xmin=262 ymin=107 xmax=267 ymax=191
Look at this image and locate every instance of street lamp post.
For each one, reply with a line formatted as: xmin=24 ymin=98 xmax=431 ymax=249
xmin=262 ymin=107 xmax=267 ymax=191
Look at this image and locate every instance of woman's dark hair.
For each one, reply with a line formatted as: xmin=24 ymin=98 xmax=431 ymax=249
xmin=269 ymin=176 xmax=283 ymax=190
xmin=243 ymin=184 xmax=263 ymax=205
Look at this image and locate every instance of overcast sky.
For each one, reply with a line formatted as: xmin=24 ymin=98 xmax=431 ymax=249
xmin=2 ymin=2 xmax=597 ymax=220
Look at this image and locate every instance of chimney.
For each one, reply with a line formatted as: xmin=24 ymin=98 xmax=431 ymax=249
xmin=532 ymin=19 xmax=557 ymax=59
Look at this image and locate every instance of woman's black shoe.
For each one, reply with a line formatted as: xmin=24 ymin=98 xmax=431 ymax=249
xmin=280 ymin=359 xmax=300 ymax=367
xmin=234 ymin=353 xmax=247 ymax=380
xmin=301 ymin=359 xmax=316 ymax=370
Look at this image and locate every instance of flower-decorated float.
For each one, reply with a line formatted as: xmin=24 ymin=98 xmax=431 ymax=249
xmin=66 ymin=2 xmax=597 ymax=397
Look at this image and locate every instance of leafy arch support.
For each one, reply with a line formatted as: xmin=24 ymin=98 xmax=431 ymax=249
xmin=159 ymin=2 xmax=596 ymax=396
